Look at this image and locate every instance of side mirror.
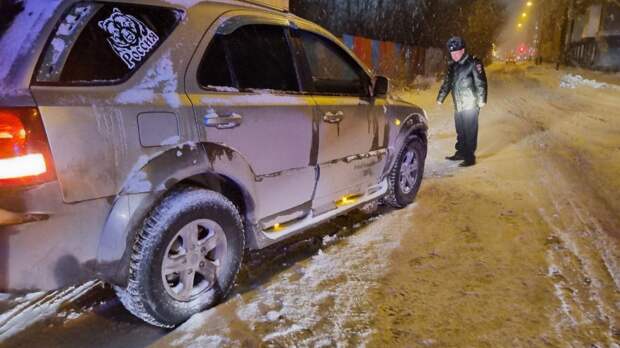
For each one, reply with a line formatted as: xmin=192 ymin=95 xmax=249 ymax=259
xmin=373 ymin=75 xmax=389 ymax=97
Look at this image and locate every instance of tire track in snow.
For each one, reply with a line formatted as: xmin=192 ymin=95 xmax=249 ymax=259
xmin=479 ymin=64 xmax=620 ymax=346
xmin=0 ymin=281 xmax=100 ymax=342
xmin=534 ymin=132 xmax=620 ymax=346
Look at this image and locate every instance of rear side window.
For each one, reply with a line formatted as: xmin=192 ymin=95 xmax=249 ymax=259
xmin=198 ymin=25 xmax=299 ymax=93
xmin=35 ymin=2 xmax=181 ymax=85
xmin=298 ymin=31 xmax=369 ymax=96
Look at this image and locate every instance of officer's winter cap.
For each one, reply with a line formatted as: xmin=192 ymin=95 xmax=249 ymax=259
xmin=447 ymin=36 xmax=466 ymax=52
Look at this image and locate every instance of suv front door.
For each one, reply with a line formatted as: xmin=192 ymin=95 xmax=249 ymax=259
xmin=186 ymin=23 xmax=316 ymax=230
xmin=293 ymin=30 xmax=387 ymax=214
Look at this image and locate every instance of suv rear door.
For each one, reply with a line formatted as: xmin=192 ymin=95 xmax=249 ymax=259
xmin=186 ymin=16 xmax=317 ymax=230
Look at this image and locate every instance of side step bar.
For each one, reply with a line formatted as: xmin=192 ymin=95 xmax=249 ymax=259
xmin=253 ymin=179 xmax=388 ymax=248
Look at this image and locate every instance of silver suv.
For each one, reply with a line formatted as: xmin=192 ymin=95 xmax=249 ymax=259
xmin=0 ymin=0 xmax=428 ymax=327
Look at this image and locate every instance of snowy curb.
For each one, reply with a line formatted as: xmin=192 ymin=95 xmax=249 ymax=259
xmin=559 ymin=74 xmax=617 ymax=90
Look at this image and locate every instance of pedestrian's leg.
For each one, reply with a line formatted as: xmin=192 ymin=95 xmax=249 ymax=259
xmin=454 ymin=111 xmax=465 ymax=155
xmin=471 ymin=108 xmax=479 ymax=155
xmin=462 ymin=108 xmax=479 ymax=162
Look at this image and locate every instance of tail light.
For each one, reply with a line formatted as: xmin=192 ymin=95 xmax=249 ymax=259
xmin=0 ymin=108 xmax=56 ymax=188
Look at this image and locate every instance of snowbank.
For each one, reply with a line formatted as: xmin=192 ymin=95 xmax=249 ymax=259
xmin=560 ymin=74 xmax=613 ymax=89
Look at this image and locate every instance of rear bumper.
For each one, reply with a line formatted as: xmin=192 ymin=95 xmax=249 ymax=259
xmin=0 ymin=182 xmax=110 ymax=292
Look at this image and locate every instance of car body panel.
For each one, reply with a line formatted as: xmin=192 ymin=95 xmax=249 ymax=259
xmin=29 ymin=0 xmax=204 ymax=203
xmin=310 ymin=96 xmax=388 ymax=213
xmin=95 ymin=142 xmax=260 ymax=285
xmin=184 ymin=6 xmax=318 ymax=226
xmin=0 ymin=0 xmax=428 ymax=292
xmin=0 ymin=182 xmax=106 ymax=291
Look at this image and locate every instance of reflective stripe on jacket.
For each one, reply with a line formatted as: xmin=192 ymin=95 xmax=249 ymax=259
xmin=437 ymin=54 xmax=488 ymax=112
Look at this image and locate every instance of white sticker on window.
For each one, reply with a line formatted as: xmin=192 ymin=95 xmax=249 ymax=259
xmin=98 ymin=8 xmax=160 ymax=69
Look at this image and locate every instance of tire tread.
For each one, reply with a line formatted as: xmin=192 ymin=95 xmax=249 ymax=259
xmin=114 ymin=186 xmax=244 ymax=328
xmin=384 ymin=136 xmax=425 ymax=209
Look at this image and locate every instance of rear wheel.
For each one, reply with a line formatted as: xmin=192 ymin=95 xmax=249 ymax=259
xmin=115 ymin=187 xmax=245 ymax=327
xmin=384 ymin=137 xmax=425 ymax=209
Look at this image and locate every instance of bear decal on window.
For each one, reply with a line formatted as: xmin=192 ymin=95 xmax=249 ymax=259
xmin=98 ymin=8 xmax=160 ymax=69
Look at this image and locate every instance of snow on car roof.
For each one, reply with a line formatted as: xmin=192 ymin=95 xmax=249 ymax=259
xmin=153 ymin=0 xmax=287 ymax=11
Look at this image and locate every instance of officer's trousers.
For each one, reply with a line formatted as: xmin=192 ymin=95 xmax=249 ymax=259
xmin=454 ymin=107 xmax=479 ymax=161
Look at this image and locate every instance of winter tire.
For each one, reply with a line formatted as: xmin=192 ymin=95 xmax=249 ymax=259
xmin=384 ymin=136 xmax=425 ymax=209
xmin=115 ymin=186 xmax=245 ymax=327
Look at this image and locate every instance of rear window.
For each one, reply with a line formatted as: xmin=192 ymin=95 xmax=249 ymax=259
xmin=34 ymin=2 xmax=181 ymax=85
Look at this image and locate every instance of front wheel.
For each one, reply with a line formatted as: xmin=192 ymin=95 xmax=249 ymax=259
xmin=115 ymin=187 xmax=245 ymax=327
xmin=384 ymin=137 xmax=426 ymax=209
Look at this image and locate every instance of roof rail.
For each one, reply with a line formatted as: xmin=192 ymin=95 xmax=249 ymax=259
xmin=240 ymin=0 xmax=289 ymax=12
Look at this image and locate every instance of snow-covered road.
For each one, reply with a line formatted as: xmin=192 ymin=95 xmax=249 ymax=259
xmin=1 ymin=64 xmax=619 ymax=348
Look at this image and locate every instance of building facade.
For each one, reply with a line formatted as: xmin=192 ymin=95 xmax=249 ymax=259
xmin=567 ymin=3 xmax=620 ymax=70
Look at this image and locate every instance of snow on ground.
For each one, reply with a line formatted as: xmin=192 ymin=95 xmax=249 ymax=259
xmin=0 ymin=281 xmax=99 ymax=342
xmin=560 ymin=73 xmax=617 ymax=89
xmin=156 ymin=209 xmax=416 ymax=347
xmin=537 ymin=164 xmax=620 ymax=345
xmin=1 ymin=63 xmax=619 ymax=348
xmin=152 ymin=63 xmax=620 ymax=347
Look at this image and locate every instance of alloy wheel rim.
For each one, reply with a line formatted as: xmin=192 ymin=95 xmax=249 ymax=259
xmin=399 ymin=148 xmax=419 ymax=195
xmin=161 ymin=219 xmax=228 ymax=302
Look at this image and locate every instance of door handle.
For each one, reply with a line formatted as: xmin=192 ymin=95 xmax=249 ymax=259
xmin=323 ymin=111 xmax=344 ymax=124
xmin=203 ymin=111 xmax=243 ymax=129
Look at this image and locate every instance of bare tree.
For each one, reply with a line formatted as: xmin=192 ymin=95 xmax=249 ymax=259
xmin=290 ymin=0 xmax=429 ymax=44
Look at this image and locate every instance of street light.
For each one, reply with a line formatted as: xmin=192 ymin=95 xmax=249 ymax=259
xmin=522 ymin=12 xmax=527 ymax=18
xmin=527 ymin=1 xmax=533 ymax=6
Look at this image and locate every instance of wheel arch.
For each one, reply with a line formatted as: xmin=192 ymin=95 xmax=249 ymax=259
xmin=96 ymin=142 xmax=259 ymax=286
xmin=386 ymin=112 xmax=428 ymax=175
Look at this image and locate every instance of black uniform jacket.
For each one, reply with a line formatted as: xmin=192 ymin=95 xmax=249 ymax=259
xmin=437 ymin=54 xmax=488 ymax=112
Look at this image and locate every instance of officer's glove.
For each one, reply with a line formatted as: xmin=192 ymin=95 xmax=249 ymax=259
xmin=478 ymin=102 xmax=486 ymax=108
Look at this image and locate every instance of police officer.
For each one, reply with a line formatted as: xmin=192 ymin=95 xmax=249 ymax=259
xmin=437 ymin=36 xmax=487 ymax=167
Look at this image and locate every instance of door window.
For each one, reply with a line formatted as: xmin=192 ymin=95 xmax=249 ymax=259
xmin=297 ymin=31 xmax=369 ymax=96
xmin=198 ymin=25 xmax=299 ymax=92
xmin=197 ymin=35 xmax=234 ymax=89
